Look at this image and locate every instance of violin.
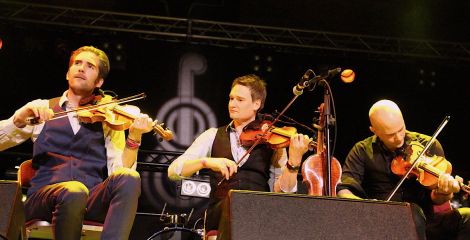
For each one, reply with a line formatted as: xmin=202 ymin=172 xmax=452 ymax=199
xmin=77 ymin=94 xmax=174 ymax=141
xmin=26 ymin=92 xmax=173 ymax=141
xmin=301 ymin=103 xmax=342 ymax=196
xmin=239 ymin=120 xmax=316 ymax=150
xmin=391 ymin=141 xmax=470 ymax=194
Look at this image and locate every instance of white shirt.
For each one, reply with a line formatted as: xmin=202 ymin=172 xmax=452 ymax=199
xmin=168 ymin=123 xmax=296 ymax=192
xmin=0 ymin=91 xmax=132 ymax=174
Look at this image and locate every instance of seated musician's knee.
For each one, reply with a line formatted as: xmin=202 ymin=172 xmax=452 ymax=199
xmin=110 ymin=167 xmax=141 ymax=181
xmin=57 ymin=181 xmax=89 ymax=208
xmin=457 ymin=207 xmax=470 ymax=226
xmin=109 ymin=168 xmax=141 ymax=195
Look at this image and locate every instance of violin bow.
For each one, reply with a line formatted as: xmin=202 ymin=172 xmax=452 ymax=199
xmin=217 ymin=69 xmax=331 ymax=185
xmin=235 ymin=98 xmax=300 ymax=167
xmin=26 ymin=93 xmax=146 ymax=125
xmin=217 ymin=82 xmax=309 ymax=186
xmin=386 ymin=116 xmax=450 ymax=201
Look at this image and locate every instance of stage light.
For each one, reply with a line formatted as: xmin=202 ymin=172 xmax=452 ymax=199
xmin=181 ymin=180 xmax=196 ymax=195
xmin=251 ymin=54 xmax=273 ymax=75
xmin=417 ymin=68 xmax=437 ymax=88
xmin=196 ymin=181 xmax=211 ymax=196
xmin=180 ymin=177 xmax=211 ymax=198
xmin=100 ymin=41 xmax=126 ymax=69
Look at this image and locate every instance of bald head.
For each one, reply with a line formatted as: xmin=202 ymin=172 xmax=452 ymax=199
xmin=369 ymin=100 xmax=404 ymax=130
xmin=369 ymin=100 xmax=406 ymax=151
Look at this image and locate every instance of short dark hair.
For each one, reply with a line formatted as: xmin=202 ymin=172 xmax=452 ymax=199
xmin=231 ymin=74 xmax=267 ymax=110
xmin=69 ymin=46 xmax=110 ymax=79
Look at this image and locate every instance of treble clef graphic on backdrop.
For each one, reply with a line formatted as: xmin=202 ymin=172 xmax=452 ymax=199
xmin=141 ymin=53 xmax=218 ymax=222
xmin=157 ymin=53 xmax=218 ymax=151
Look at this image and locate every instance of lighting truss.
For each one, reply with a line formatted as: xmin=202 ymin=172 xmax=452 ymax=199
xmin=1 ymin=0 xmax=469 ymax=63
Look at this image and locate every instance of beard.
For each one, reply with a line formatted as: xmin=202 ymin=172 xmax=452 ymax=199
xmin=68 ymin=77 xmax=101 ymax=97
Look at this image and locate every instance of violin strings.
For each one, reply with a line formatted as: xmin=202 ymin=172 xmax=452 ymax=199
xmin=38 ymin=93 xmax=147 ymax=123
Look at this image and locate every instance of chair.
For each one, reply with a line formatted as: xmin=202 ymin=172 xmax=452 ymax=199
xmin=18 ymin=160 xmax=103 ymax=240
xmin=206 ymin=230 xmax=218 ymax=240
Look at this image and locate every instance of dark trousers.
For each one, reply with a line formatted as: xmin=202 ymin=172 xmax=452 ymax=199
xmin=411 ymin=203 xmax=470 ymax=240
xmin=24 ymin=168 xmax=141 ymax=240
xmin=411 ymin=203 xmax=428 ymax=240
xmin=426 ymin=207 xmax=470 ymax=240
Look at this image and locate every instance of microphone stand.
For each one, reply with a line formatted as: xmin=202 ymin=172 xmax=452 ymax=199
xmin=295 ymin=68 xmax=339 ymax=196
xmin=322 ymin=84 xmax=334 ymax=196
xmin=218 ymin=68 xmax=339 ymax=186
xmin=233 ymin=67 xmax=341 ymax=167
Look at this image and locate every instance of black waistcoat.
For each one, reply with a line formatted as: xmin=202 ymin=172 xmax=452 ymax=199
xmin=205 ymin=125 xmax=274 ymax=230
xmin=29 ymin=97 xmax=107 ymax=195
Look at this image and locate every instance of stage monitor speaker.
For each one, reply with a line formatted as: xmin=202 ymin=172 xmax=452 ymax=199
xmin=219 ymin=190 xmax=418 ymax=240
xmin=0 ymin=181 xmax=25 ymax=240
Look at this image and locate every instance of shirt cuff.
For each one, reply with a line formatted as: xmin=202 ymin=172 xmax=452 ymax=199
xmin=280 ymin=182 xmax=298 ymax=193
xmin=1 ymin=116 xmax=22 ymax=133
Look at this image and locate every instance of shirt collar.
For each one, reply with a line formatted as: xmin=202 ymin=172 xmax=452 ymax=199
xmin=373 ymin=130 xmax=411 ymax=154
xmin=58 ymin=90 xmax=70 ymax=108
xmin=225 ymin=121 xmax=235 ymax=132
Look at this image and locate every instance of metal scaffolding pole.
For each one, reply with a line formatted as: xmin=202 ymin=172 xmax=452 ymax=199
xmin=1 ymin=0 xmax=469 ymax=63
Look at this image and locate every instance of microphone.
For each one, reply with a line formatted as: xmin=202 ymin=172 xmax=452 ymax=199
xmin=340 ymin=69 xmax=356 ymax=83
xmin=292 ymin=67 xmax=342 ymax=96
xmin=292 ymin=69 xmax=314 ymax=96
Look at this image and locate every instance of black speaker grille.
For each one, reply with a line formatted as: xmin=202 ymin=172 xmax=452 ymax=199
xmin=0 ymin=181 xmax=25 ymax=240
xmin=224 ymin=190 xmax=418 ymax=240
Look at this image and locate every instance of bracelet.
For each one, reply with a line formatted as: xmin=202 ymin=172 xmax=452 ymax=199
xmin=286 ymin=161 xmax=300 ymax=172
xmin=126 ymin=138 xmax=141 ymax=150
xmin=201 ymin=159 xmax=207 ymax=168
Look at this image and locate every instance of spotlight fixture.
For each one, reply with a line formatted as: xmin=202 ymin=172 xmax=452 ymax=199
xmin=180 ymin=177 xmax=211 ymax=198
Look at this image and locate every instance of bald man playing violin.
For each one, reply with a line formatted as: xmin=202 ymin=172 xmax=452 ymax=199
xmin=337 ymin=99 xmax=470 ymax=240
xmin=0 ymin=46 xmax=154 ymax=240
xmin=168 ymin=74 xmax=310 ymax=238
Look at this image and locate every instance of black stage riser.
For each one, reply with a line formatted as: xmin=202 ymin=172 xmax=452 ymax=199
xmin=220 ymin=190 xmax=418 ymax=240
xmin=0 ymin=181 xmax=25 ymax=240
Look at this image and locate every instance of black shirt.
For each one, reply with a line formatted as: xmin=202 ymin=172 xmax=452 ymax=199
xmin=337 ymin=131 xmax=445 ymax=217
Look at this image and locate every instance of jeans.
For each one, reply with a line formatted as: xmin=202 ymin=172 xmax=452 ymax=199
xmin=24 ymin=168 xmax=141 ymax=240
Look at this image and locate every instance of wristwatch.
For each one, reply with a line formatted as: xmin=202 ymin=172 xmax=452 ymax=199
xmin=286 ymin=161 xmax=300 ymax=172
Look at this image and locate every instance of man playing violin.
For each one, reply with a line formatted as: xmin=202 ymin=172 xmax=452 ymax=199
xmin=167 ymin=74 xmax=310 ymax=238
xmin=337 ymin=99 xmax=470 ymax=240
xmin=0 ymin=46 xmax=154 ymax=240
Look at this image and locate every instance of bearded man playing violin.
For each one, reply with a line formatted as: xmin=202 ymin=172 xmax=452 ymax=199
xmin=0 ymin=46 xmax=154 ymax=240
xmin=168 ymin=74 xmax=310 ymax=238
xmin=337 ymin=99 xmax=470 ymax=240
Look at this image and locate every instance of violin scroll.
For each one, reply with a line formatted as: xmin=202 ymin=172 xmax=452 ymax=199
xmin=105 ymin=104 xmax=173 ymax=141
xmin=152 ymin=120 xmax=173 ymax=141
